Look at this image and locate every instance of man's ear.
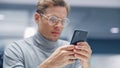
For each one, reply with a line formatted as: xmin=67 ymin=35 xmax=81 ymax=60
xmin=34 ymin=12 xmax=41 ymax=24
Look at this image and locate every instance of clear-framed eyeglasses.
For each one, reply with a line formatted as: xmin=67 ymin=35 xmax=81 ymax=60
xmin=40 ymin=13 xmax=70 ymax=26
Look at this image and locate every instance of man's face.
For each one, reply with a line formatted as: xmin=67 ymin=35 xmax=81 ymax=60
xmin=35 ymin=6 xmax=67 ymax=41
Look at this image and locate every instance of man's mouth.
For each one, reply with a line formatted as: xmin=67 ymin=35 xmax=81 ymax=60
xmin=51 ymin=32 xmax=60 ymax=36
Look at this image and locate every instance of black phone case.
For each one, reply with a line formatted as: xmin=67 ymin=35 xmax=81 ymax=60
xmin=70 ymin=30 xmax=88 ymax=45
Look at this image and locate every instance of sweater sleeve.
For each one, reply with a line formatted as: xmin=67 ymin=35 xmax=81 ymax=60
xmin=3 ymin=42 xmax=24 ymax=68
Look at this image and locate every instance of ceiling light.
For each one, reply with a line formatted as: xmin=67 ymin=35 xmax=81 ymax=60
xmin=24 ymin=27 xmax=36 ymax=38
xmin=110 ymin=27 xmax=119 ymax=34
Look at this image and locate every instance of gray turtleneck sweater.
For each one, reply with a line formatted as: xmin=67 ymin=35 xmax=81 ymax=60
xmin=3 ymin=32 xmax=81 ymax=68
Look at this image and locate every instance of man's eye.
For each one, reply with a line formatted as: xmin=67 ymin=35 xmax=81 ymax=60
xmin=49 ymin=16 xmax=58 ymax=23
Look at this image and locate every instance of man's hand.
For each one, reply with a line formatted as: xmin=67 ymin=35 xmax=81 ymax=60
xmin=39 ymin=45 xmax=76 ymax=68
xmin=40 ymin=42 xmax=92 ymax=68
xmin=74 ymin=42 xmax=92 ymax=68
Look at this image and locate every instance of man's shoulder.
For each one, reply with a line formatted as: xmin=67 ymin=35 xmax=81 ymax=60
xmin=5 ymin=37 xmax=33 ymax=51
xmin=13 ymin=37 xmax=32 ymax=45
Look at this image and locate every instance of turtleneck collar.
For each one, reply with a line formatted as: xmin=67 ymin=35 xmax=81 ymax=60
xmin=33 ymin=32 xmax=59 ymax=52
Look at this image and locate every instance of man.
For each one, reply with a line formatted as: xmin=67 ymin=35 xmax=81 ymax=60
xmin=3 ymin=0 xmax=92 ymax=68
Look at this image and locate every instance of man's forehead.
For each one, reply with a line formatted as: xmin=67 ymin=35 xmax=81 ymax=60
xmin=45 ymin=6 xmax=67 ymax=17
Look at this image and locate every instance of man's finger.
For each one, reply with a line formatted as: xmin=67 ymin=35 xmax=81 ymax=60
xmin=59 ymin=45 xmax=74 ymax=51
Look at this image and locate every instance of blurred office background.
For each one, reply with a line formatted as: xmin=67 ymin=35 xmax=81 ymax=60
xmin=0 ymin=0 xmax=120 ymax=68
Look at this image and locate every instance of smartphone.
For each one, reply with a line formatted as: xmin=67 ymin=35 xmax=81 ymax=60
xmin=70 ymin=30 xmax=88 ymax=45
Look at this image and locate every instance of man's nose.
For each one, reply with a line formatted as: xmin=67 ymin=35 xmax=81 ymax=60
xmin=55 ymin=21 xmax=63 ymax=27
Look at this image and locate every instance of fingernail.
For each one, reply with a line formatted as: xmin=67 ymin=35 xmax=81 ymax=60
xmin=75 ymin=54 xmax=77 ymax=57
xmin=74 ymin=49 xmax=77 ymax=52
xmin=75 ymin=46 xmax=80 ymax=49
xmin=77 ymin=42 xmax=81 ymax=45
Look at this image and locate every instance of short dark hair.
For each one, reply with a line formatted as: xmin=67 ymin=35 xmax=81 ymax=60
xmin=36 ymin=0 xmax=70 ymax=15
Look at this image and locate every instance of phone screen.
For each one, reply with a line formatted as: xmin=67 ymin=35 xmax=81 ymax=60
xmin=70 ymin=30 xmax=88 ymax=45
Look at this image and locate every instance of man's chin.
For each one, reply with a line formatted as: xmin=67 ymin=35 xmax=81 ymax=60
xmin=51 ymin=36 xmax=59 ymax=41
